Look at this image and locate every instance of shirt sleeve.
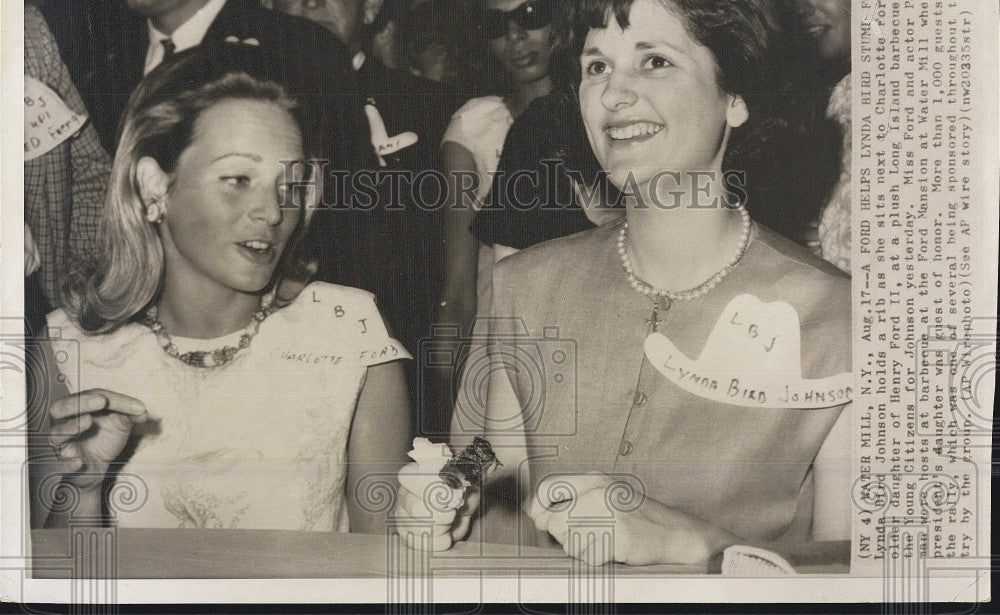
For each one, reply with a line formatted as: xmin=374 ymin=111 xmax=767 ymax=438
xmin=298 ymin=283 xmax=413 ymax=368
xmin=26 ymin=6 xmax=111 ymax=286
xmin=441 ymin=96 xmax=507 ymax=150
xmin=441 ymin=103 xmax=472 ymax=149
xmin=42 ymin=6 xmax=112 ymax=271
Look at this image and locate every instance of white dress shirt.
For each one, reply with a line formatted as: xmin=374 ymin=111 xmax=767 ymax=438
xmin=144 ymin=0 xmax=228 ymax=74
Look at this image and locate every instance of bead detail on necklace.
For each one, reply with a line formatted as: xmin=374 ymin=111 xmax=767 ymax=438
xmin=617 ymin=203 xmax=752 ymax=322
xmin=140 ymin=294 xmax=274 ymax=368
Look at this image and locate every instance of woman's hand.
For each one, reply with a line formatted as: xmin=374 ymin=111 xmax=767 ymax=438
xmin=529 ymin=473 xmax=736 ymax=567
xmin=391 ymin=440 xmax=483 ymax=551
xmin=47 ymin=389 xmax=148 ymax=491
xmin=391 ymin=477 xmax=481 ymax=551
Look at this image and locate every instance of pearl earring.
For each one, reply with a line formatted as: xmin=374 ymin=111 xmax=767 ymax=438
xmin=146 ymin=199 xmax=166 ymax=224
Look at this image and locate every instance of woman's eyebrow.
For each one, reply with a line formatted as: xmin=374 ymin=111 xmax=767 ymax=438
xmin=635 ymin=40 xmax=686 ymax=55
xmin=211 ymin=152 xmax=263 ymax=163
xmin=581 ymin=46 xmax=602 ymax=56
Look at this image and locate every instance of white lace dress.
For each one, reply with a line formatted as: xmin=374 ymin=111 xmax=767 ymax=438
xmin=48 ymin=282 xmax=410 ymax=531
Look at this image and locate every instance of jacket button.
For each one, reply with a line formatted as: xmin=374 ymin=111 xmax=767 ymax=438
xmin=619 ymin=440 xmax=633 ymax=456
xmin=633 ymin=391 xmax=647 ymax=407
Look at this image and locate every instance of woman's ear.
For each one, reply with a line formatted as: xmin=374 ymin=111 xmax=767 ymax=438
xmin=726 ymin=95 xmax=749 ymax=129
xmin=135 ymin=156 xmax=170 ymax=205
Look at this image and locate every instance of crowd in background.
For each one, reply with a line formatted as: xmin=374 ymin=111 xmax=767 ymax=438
xmin=23 ymin=0 xmax=851 ymax=446
xmin=24 ymin=0 xmax=857 ymax=565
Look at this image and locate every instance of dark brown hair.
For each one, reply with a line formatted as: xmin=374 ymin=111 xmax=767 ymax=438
xmin=570 ymin=0 xmax=780 ymax=206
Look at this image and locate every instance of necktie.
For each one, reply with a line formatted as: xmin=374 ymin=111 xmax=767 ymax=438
xmin=161 ymin=38 xmax=176 ymax=59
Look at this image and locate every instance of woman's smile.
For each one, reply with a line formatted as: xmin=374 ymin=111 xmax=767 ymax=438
xmin=605 ymin=120 xmax=664 ymax=143
xmin=578 ymin=0 xmax=745 ymax=190
xmin=234 ymin=238 xmax=277 ymax=262
xmin=509 ymin=50 xmax=539 ymax=68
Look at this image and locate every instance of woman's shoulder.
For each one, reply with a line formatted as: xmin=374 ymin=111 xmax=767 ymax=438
xmin=751 ymin=224 xmax=850 ymax=289
xmin=443 ymin=96 xmax=512 ymax=146
xmin=47 ymin=308 xmax=147 ymax=344
xmin=749 ymin=225 xmax=850 ymax=318
xmin=24 ymin=5 xmax=56 ymax=78
xmin=273 ymin=282 xmax=411 ymax=364
xmin=289 ymin=281 xmax=377 ymax=304
xmin=280 ymin=282 xmax=382 ymax=326
xmin=746 ymin=226 xmax=851 ymax=368
xmin=493 ymin=222 xmax=619 ymax=291
xmin=46 ymin=308 xmax=151 ymax=370
xmin=450 ymin=96 xmax=510 ymax=122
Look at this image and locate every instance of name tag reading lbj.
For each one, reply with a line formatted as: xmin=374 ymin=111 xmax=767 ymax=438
xmin=644 ymin=294 xmax=851 ymax=408
xmin=24 ymin=76 xmax=87 ymax=161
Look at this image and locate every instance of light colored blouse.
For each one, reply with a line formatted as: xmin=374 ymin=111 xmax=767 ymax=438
xmin=48 ymin=282 xmax=410 ymax=531
xmin=441 ymin=95 xmax=514 ymax=205
xmin=488 ymin=221 xmax=851 ymax=543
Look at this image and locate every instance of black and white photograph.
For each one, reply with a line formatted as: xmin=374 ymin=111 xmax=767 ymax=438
xmin=0 ymin=0 xmax=995 ymax=606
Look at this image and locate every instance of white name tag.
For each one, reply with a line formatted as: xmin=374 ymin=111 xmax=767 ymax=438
xmin=24 ymin=76 xmax=88 ymax=161
xmin=644 ymin=294 xmax=852 ymax=408
xmin=364 ymin=102 xmax=418 ymax=167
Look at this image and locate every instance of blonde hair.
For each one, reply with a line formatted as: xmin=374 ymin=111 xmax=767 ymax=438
xmin=62 ymin=45 xmax=316 ymax=333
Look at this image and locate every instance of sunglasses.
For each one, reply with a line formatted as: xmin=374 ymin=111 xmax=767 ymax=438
xmin=484 ymin=0 xmax=554 ymax=40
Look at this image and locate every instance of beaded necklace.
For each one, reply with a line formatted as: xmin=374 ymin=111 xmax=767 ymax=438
xmin=617 ymin=203 xmax=752 ymax=331
xmin=140 ymin=294 xmax=275 ymax=368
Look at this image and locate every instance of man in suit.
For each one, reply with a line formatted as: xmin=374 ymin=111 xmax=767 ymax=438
xmin=279 ymin=0 xmax=463 ymax=435
xmin=90 ymin=0 xmax=356 ymax=159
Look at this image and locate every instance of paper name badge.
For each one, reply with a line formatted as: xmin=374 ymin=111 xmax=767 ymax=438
xmin=364 ymin=102 xmax=418 ymax=167
xmin=24 ymin=76 xmax=88 ymax=161
xmin=644 ymin=294 xmax=852 ymax=408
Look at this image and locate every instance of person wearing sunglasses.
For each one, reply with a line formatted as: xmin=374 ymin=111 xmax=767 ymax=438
xmin=435 ymin=0 xmax=557 ymax=354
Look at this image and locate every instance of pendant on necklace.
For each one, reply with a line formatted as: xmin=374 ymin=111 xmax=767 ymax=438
xmin=645 ymin=296 xmax=671 ymax=332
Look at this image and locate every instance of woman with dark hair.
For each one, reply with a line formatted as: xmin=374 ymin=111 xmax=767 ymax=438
xmin=32 ymin=42 xmax=410 ymax=533
xmin=436 ymin=0 xmax=562 ymax=337
xmin=406 ymin=0 xmax=852 ymax=568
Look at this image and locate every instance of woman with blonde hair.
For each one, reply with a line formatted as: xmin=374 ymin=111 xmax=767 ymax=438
xmin=33 ymin=42 xmax=410 ymax=534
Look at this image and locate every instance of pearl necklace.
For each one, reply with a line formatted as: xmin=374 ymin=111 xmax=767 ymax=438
xmin=617 ymin=204 xmax=752 ymax=330
xmin=140 ymin=294 xmax=275 ymax=368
